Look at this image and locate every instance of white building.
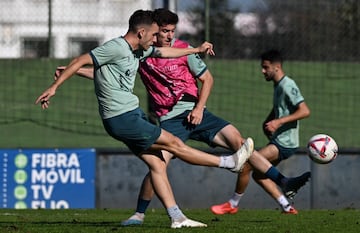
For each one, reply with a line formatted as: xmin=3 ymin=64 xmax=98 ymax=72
xmin=0 ymin=0 xmax=152 ymax=58
xmin=0 ymin=0 xmax=268 ymax=58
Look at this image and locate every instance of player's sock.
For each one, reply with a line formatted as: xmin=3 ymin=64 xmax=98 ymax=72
xmin=264 ymin=166 xmax=287 ymax=186
xmin=135 ymin=198 xmax=151 ymax=214
xmin=219 ymin=155 xmax=235 ymax=168
xmin=277 ymin=195 xmax=291 ymax=211
xmin=167 ymin=205 xmax=186 ymax=223
xmin=229 ymin=192 xmax=244 ymax=207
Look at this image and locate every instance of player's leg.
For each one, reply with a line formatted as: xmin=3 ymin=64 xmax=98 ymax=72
xmin=252 ymin=171 xmax=298 ymax=214
xmin=210 ymin=125 xmax=309 ymax=214
xmin=251 ymin=144 xmax=296 ymax=213
xmin=121 ymin=150 xmax=173 ymax=226
xmin=258 ymin=144 xmax=311 ymax=200
xmin=140 ymin=151 xmax=207 ymax=228
xmin=103 ymin=108 xmax=252 ymax=172
xmin=210 ymin=145 xmax=289 ymax=214
xmin=204 ymin=123 xmax=254 ymax=213
xmin=208 ymin=124 xmax=266 ymax=214
xmin=120 ymin=173 xmax=152 ymax=225
xmin=151 ymin=128 xmax=253 ymax=173
xmin=206 ymin=124 xmax=249 ymax=213
xmin=252 ymin=144 xmax=305 ymax=214
xmin=213 ymin=124 xmax=297 ymax=180
xmin=102 ymin=109 xmax=206 ymax=227
xmin=208 ymin=121 xmax=291 ymax=177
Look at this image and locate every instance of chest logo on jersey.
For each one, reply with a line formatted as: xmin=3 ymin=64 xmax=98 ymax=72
xmin=162 ymin=65 xmax=178 ymax=73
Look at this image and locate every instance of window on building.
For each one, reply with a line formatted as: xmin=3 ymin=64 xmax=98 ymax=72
xmin=22 ymin=38 xmax=49 ymax=58
xmin=69 ymin=38 xmax=99 ymax=57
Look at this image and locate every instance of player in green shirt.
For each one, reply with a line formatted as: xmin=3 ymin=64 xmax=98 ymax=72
xmin=211 ymin=50 xmax=311 ymax=215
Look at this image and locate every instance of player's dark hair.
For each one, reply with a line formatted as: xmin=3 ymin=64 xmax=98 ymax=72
xmin=261 ymin=50 xmax=283 ymax=64
xmin=128 ymin=10 xmax=155 ymax=33
xmin=153 ymin=8 xmax=179 ymax=26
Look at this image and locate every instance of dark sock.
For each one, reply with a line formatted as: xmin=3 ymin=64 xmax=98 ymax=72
xmin=265 ymin=166 xmax=288 ymax=187
xmin=135 ymin=198 xmax=151 ymax=214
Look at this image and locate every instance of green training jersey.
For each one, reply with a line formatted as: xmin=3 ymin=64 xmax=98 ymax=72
xmin=272 ymin=76 xmax=304 ymax=148
xmin=90 ymin=37 xmax=154 ymax=119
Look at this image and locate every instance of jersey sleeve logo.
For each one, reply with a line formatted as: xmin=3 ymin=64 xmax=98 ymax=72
xmin=291 ymin=87 xmax=299 ymax=96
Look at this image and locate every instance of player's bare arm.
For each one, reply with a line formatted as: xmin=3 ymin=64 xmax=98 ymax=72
xmin=55 ymin=66 xmax=94 ymax=80
xmin=187 ymin=70 xmax=214 ymax=125
xmin=153 ymin=41 xmax=215 ymax=58
xmin=262 ymin=109 xmax=275 ymax=138
xmin=265 ymin=102 xmax=310 ymax=133
xmin=35 ymin=53 xmax=93 ymax=108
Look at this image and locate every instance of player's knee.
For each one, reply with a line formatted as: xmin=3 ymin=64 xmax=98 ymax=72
xmin=241 ymin=162 xmax=252 ymax=174
xmin=167 ymin=135 xmax=184 ymax=148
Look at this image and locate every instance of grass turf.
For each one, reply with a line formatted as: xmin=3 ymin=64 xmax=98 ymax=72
xmin=0 ymin=208 xmax=358 ymax=233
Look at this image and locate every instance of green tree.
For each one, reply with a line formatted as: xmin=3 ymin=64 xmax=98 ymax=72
xmin=182 ymin=0 xmax=360 ymax=61
xmin=179 ymin=0 xmax=241 ymax=58
xmin=337 ymin=0 xmax=360 ymax=59
xmin=259 ymin=0 xmax=359 ymax=61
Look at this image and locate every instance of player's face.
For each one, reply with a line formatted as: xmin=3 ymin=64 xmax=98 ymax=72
xmin=139 ymin=23 xmax=159 ymax=50
xmin=156 ymin=24 xmax=176 ymax=47
xmin=261 ymin=60 xmax=276 ymax=81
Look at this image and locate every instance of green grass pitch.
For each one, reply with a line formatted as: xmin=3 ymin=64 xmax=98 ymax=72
xmin=0 ymin=208 xmax=358 ymax=233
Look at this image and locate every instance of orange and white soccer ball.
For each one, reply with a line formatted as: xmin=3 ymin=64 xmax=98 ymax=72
xmin=307 ymin=134 xmax=338 ymax=164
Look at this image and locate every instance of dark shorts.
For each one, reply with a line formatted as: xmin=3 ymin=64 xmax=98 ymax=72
xmin=160 ymin=109 xmax=229 ymax=146
xmin=102 ymin=108 xmax=161 ymax=156
xmin=269 ymin=140 xmax=298 ymax=161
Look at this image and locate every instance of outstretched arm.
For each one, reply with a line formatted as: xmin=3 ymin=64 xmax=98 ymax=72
xmin=153 ymin=41 xmax=215 ymax=58
xmin=55 ymin=66 xmax=94 ymax=80
xmin=35 ymin=53 xmax=93 ymax=109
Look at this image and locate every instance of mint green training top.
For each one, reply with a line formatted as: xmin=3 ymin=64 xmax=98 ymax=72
xmin=90 ymin=37 xmax=154 ymax=119
xmin=272 ymin=76 xmax=305 ymax=148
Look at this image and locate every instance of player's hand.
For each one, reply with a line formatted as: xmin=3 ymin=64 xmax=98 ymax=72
xmin=54 ymin=66 xmax=66 ymax=80
xmin=187 ymin=107 xmax=204 ymax=125
xmin=264 ymin=119 xmax=282 ymax=134
xmin=198 ymin=41 xmax=215 ymax=56
xmin=35 ymin=87 xmax=56 ymax=109
xmin=262 ymin=121 xmax=272 ymax=139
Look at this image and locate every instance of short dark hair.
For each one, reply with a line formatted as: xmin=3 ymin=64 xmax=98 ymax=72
xmin=153 ymin=8 xmax=179 ymax=26
xmin=128 ymin=10 xmax=155 ymax=33
xmin=261 ymin=50 xmax=283 ymax=64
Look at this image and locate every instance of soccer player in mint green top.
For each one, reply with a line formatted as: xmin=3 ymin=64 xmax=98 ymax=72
xmin=212 ymin=50 xmax=311 ymax=215
xmin=272 ymin=74 xmax=304 ymax=148
xmin=35 ymin=9 xmax=257 ymax=229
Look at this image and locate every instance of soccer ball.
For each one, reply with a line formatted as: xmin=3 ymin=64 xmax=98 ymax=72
xmin=307 ymin=134 xmax=338 ymax=164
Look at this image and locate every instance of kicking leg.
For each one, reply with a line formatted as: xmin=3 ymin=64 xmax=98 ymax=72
xmin=151 ymin=129 xmax=253 ymax=173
